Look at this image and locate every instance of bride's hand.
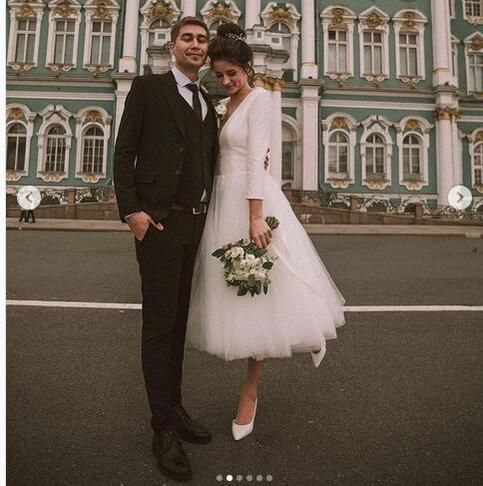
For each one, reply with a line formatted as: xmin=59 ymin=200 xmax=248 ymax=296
xmin=250 ymin=218 xmax=273 ymax=249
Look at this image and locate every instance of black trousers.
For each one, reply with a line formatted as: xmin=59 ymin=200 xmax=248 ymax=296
xmin=135 ymin=210 xmax=206 ymax=433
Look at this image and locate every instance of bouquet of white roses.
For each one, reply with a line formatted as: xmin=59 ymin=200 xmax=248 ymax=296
xmin=212 ymin=216 xmax=280 ymax=297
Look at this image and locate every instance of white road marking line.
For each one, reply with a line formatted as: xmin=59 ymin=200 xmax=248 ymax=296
xmin=5 ymin=300 xmax=483 ymax=312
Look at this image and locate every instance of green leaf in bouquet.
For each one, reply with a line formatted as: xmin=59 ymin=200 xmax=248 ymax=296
xmin=247 ymin=274 xmax=256 ymax=288
xmin=262 ymin=261 xmax=273 ymax=269
xmin=265 ymin=216 xmax=280 ymax=230
xmin=237 ymin=283 xmax=248 ymax=296
xmin=263 ymin=282 xmax=269 ymax=294
xmin=212 ymin=248 xmax=225 ymax=258
xmin=255 ymin=281 xmax=262 ymax=294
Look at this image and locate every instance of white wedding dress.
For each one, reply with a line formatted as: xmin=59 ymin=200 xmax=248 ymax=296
xmin=186 ymin=87 xmax=345 ymax=362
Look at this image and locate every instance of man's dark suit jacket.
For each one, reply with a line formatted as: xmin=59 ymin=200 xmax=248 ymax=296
xmin=113 ymin=71 xmax=219 ymax=223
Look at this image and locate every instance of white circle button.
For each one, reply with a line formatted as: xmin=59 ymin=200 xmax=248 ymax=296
xmin=17 ymin=186 xmax=41 ymax=210
xmin=448 ymin=185 xmax=472 ymax=210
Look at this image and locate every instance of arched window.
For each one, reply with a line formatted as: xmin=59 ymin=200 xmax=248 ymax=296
xmin=82 ymin=126 xmax=104 ymax=174
xmin=45 ymin=125 xmax=66 ymax=172
xmin=475 ymin=142 xmax=483 ymax=186
xmin=7 ymin=123 xmax=27 ymax=171
xmin=328 ymin=132 xmax=349 ymax=175
xmin=402 ymin=134 xmax=422 ymax=180
xmin=366 ymin=134 xmax=386 ymax=177
xmin=269 ymin=22 xmax=291 ymax=51
xmin=149 ymin=18 xmax=171 ymax=47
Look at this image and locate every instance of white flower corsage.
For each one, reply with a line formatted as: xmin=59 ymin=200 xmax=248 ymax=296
xmin=214 ymin=101 xmax=228 ymax=118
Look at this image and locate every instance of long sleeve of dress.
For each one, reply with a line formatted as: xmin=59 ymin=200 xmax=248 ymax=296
xmin=246 ymin=90 xmax=271 ymax=200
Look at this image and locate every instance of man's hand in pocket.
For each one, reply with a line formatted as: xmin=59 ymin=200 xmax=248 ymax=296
xmin=126 ymin=211 xmax=164 ymax=241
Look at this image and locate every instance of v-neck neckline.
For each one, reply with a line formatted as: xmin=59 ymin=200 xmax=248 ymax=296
xmin=219 ymin=88 xmax=258 ymax=138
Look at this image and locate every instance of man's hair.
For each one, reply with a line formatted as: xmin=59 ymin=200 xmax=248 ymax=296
xmin=170 ymin=17 xmax=209 ymax=42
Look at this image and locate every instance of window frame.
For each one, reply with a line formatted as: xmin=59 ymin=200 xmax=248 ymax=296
xmin=393 ymin=9 xmax=428 ymax=86
xmin=7 ymin=0 xmax=44 ymax=72
xmin=358 ymin=7 xmax=390 ymax=85
xmin=469 ymin=129 xmax=483 ymax=190
xmin=321 ymin=6 xmax=356 ymax=83
xmin=464 ymin=33 xmax=483 ymax=97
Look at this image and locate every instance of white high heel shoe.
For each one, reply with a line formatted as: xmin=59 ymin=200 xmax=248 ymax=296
xmin=311 ymin=343 xmax=326 ymax=368
xmin=232 ymin=399 xmax=258 ymax=441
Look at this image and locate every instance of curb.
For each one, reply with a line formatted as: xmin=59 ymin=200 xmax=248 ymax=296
xmin=6 ymin=219 xmax=483 ymax=237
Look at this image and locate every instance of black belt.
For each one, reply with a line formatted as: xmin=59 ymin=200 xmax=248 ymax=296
xmin=172 ymin=202 xmax=208 ymax=215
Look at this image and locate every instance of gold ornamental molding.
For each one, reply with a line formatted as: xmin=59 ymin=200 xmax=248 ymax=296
xmin=404 ymin=181 xmax=424 ymax=191
xmin=38 ymin=171 xmax=64 ymax=183
xmin=402 ymin=11 xmax=418 ymax=31
xmin=332 ymin=117 xmax=348 ymax=130
xmin=86 ymin=65 xmax=111 ymax=76
xmin=405 ymin=119 xmax=421 ymax=131
xmin=332 ymin=73 xmax=351 ymax=86
xmin=470 ymin=37 xmax=483 ymax=51
xmin=366 ymin=180 xmax=390 ymax=191
xmin=400 ymin=76 xmax=422 ymax=88
xmin=267 ymin=5 xmax=295 ymax=29
xmin=54 ymin=1 xmax=76 ymax=18
xmin=146 ymin=1 xmax=175 ymax=22
xmin=252 ymin=74 xmax=284 ymax=92
xmin=8 ymin=107 xmax=25 ymax=121
xmin=6 ymin=171 xmax=22 ymax=182
xmin=435 ymin=107 xmax=461 ymax=122
xmin=17 ymin=1 xmax=35 ymax=18
xmin=206 ymin=2 xmax=234 ymax=23
xmin=80 ymin=174 xmax=102 ymax=183
xmin=364 ymin=13 xmax=385 ymax=29
xmin=85 ymin=110 xmax=102 ymax=123
xmin=253 ymin=73 xmax=265 ymax=88
xmin=475 ymin=131 xmax=483 ymax=143
xmin=330 ymin=8 xmax=348 ymax=28
xmin=327 ymin=178 xmax=350 ymax=189
xmin=9 ymin=62 xmax=35 ymax=74
xmin=366 ymin=74 xmax=386 ymax=87
xmin=48 ymin=63 xmax=74 ymax=73
xmin=93 ymin=0 xmax=113 ymax=20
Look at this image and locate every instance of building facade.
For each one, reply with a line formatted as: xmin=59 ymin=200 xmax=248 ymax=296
xmin=5 ymin=0 xmax=483 ymax=213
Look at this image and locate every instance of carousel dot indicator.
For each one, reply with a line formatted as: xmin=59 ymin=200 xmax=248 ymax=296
xmin=226 ymin=475 xmax=233 ymax=482
xmin=256 ymin=475 xmax=263 ymax=482
xmin=216 ymin=475 xmax=223 ymax=482
xmin=236 ymin=475 xmax=243 ymax=482
xmin=266 ymin=475 xmax=273 ymax=482
xmin=246 ymin=475 xmax=253 ymax=482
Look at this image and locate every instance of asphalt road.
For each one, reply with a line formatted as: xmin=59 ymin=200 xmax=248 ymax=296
xmin=6 ymin=231 xmax=483 ymax=486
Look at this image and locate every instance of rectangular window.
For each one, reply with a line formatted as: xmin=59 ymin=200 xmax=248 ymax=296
xmin=328 ymin=30 xmax=348 ymax=73
xmin=363 ymin=31 xmax=383 ymax=75
xmin=469 ymin=53 xmax=483 ymax=92
xmin=53 ymin=20 xmax=75 ymax=64
xmin=46 ymin=137 xmax=66 ymax=172
xmin=15 ymin=19 xmax=36 ymax=63
xmin=399 ymin=33 xmax=418 ymax=76
xmin=90 ymin=21 xmax=112 ymax=65
xmin=465 ymin=0 xmax=482 ymax=17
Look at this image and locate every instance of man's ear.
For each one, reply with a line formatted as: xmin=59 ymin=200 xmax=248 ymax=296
xmin=167 ymin=41 xmax=175 ymax=54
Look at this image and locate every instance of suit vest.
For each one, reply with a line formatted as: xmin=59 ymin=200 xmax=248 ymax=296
xmin=175 ymin=95 xmax=217 ymax=207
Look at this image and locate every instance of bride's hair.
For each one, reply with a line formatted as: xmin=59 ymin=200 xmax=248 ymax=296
xmin=208 ymin=23 xmax=254 ymax=84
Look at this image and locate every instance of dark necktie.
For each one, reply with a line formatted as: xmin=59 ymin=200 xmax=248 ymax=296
xmin=186 ymin=83 xmax=202 ymax=120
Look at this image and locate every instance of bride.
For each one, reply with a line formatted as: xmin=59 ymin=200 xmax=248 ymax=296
xmin=186 ymin=23 xmax=346 ymax=441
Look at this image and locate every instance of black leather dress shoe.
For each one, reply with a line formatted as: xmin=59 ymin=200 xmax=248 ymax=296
xmin=152 ymin=430 xmax=192 ymax=482
xmin=174 ymin=405 xmax=212 ymax=444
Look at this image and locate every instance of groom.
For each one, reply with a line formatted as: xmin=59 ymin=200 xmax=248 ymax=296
xmin=113 ymin=17 xmax=218 ymax=482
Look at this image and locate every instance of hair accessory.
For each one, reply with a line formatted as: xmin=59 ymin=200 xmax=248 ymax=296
xmin=223 ymin=32 xmax=246 ymax=42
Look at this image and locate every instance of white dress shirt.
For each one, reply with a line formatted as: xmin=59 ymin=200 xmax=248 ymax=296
xmin=171 ymin=65 xmax=208 ymax=120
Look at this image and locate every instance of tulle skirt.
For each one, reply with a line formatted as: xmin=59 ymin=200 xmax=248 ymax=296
xmin=186 ymin=172 xmax=346 ymax=361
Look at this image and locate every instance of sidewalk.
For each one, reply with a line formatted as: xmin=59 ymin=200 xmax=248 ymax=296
xmin=6 ymin=217 xmax=483 ymax=237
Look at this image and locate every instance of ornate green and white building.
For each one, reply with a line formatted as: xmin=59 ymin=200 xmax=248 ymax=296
xmin=5 ymin=0 xmax=483 ymax=213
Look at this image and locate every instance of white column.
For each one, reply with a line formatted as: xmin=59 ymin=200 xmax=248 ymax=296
xmin=181 ymin=0 xmax=196 ymax=18
xmin=269 ymin=81 xmax=283 ymax=186
xmin=431 ymin=0 xmax=453 ymax=86
xmin=436 ymin=110 xmax=455 ymax=206
xmin=301 ymin=0 xmax=318 ymax=79
xmin=300 ymin=85 xmax=320 ymax=191
xmin=114 ymin=80 xmax=132 ymax=138
xmin=118 ymin=0 xmax=140 ymax=73
xmin=245 ymin=0 xmax=261 ymax=30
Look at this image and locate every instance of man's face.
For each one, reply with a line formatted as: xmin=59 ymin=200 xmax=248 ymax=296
xmin=170 ymin=24 xmax=209 ymax=72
